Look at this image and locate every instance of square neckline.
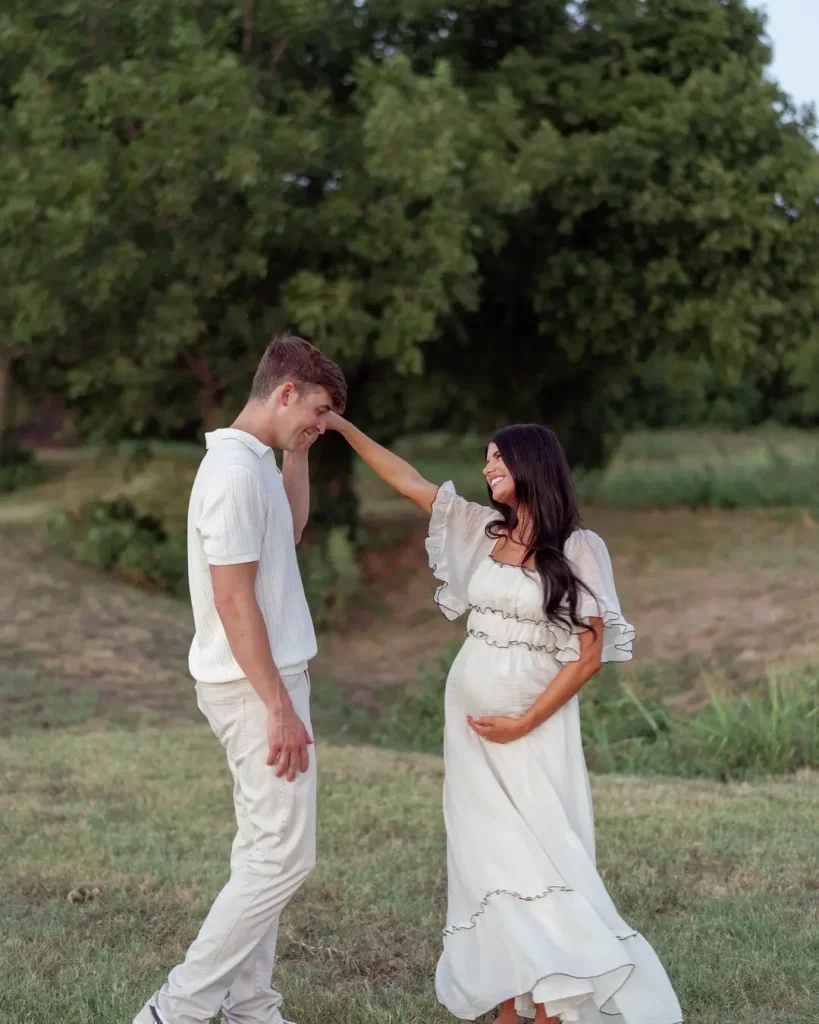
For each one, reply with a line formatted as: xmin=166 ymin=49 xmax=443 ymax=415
xmin=488 ymin=539 xmax=537 ymax=573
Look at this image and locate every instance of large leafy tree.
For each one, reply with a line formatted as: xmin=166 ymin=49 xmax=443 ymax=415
xmin=274 ymin=0 xmax=819 ymax=465
xmin=439 ymin=0 xmax=819 ymax=460
xmin=2 ymin=0 xmax=817 ymax=511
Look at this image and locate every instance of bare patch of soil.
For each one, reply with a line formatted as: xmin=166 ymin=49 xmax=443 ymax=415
xmin=2 ymin=500 xmax=817 ymax=723
xmin=315 ymin=505 xmax=819 ymax=696
xmin=0 ymin=528 xmax=196 ymax=719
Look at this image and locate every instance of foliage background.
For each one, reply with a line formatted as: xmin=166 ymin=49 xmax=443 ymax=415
xmin=2 ymin=0 xmax=818 ymax=490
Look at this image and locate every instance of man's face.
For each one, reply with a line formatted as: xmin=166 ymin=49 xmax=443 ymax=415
xmin=279 ymin=384 xmax=334 ymax=453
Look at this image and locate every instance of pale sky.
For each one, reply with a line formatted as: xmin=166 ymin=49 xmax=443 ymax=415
xmin=759 ymin=1 xmax=819 ymax=113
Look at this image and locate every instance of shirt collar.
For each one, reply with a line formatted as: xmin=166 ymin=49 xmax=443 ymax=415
xmin=205 ymin=428 xmax=271 ymax=459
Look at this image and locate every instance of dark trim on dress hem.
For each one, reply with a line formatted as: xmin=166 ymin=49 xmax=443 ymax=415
xmin=443 ymin=885 xmax=574 ymax=935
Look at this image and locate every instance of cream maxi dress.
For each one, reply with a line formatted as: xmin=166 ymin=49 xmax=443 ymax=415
xmin=427 ymin=482 xmax=683 ymax=1024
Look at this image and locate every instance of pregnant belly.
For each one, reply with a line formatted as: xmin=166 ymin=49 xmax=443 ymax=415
xmin=446 ymin=636 xmax=562 ymax=717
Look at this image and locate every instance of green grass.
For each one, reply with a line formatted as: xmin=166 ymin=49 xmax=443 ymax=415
xmin=3 ymin=430 xmax=818 ymax=1021
xmin=1 ymin=722 xmax=817 ymax=1024
xmin=0 ymin=671 xmax=101 ymax=736
xmin=575 ymin=461 xmax=819 ymax=510
xmin=579 ymin=666 xmax=819 ymax=779
xmin=613 ymin=426 xmax=819 ymax=467
xmin=576 ymin=425 xmax=819 ymax=510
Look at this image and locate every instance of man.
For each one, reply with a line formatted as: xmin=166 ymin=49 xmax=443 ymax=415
xmin=134 ymin=335 xmax=347 ymax=1024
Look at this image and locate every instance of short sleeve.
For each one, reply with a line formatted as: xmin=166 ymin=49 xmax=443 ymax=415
xmin=562 ymin=529 xmax=635 ymax=663
xmin=197 ymin=465 xmax=267 ymax=566
xmin=425 ymin=481 xmax=498 ymax=620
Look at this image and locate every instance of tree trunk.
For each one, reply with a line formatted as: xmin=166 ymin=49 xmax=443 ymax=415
xmin=0 ymin=352 xmax=14 ymax=464
xmin=184 ymin=348 xmax=223 ymax=433
xmin=309 ymin=429 xmax=359 ymax=538
xmin=243 ymin=0 xmax=254 ymax=53
xmin=200 ymin=378 xmax=223 ymax=433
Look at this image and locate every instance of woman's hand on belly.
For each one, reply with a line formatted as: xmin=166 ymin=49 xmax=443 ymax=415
xmin=467 ymin=713 xmax=528 ymax=744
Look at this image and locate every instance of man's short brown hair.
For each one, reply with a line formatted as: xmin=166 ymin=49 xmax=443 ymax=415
xmin=250 ymin=334 xmax=347 ymax=412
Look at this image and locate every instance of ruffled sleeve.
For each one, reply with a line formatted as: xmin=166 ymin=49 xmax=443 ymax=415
xmin=425 ymin=481 xmax=499 ymax=620
xmin=559 ymin=529 xmax=636 ymax=663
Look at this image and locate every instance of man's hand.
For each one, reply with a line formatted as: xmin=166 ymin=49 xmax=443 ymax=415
xmin=467 ymin=714 xmax=529 ymax=744
xmin=290 ymin=430 xmax=320 ymax=456
xmin=267 ymin=700 xmax=314 ymax=781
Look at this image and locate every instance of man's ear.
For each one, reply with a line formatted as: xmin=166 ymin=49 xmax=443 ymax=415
xmin=280 ymin=382 xmax=298 ymax=406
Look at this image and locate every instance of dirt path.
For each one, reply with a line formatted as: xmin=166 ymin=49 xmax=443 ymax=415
xmin=3 ymin=500 xmax=816 ymax=724
xmin=2 ymin=445 xmax=817 ymax=718
xmin=1 ymin=527 xmax=196 ymax=718
xmin=315 ymin=506 xmax=819 ymax=699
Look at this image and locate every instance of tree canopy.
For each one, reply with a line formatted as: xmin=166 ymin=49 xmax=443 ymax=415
xmin=2 ymin=0 xmax=818 ymax=488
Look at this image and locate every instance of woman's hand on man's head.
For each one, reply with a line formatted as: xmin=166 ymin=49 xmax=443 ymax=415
xmin=324 ymin=410 xmax=347 ymax=432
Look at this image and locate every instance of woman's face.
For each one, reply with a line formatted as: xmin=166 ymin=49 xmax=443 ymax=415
xmin=483 ymin=442 xmax=516 ymax=505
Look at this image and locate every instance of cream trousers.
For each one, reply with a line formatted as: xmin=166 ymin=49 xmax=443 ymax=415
xmin=134 ymin=670 xmax=316 ymax=1024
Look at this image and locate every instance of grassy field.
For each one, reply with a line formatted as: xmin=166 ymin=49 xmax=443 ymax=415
xmin=1 ymin=720 xmax=817 ymax=1024
xmin=4 ymin=424 xmax=817 ymax=530
xmin=362 ymin=425 xmax=819 ymax=512
xmin=1 ymin=426 xmax=818 ymax=1023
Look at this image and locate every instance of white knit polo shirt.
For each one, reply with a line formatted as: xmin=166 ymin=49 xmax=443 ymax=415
xmin=187 ymin=428 xmax=317 ymax=684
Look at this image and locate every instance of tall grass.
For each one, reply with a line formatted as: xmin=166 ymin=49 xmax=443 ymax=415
xmin=581 ymin=668 xmax=819 ymax=779
xmin=359 ymin=653 xmax=819 ymax=781
xmin=575 ymin=460 xmax=819 ymax=510
xmin=577 ymin=426 xmax=819 ymax=510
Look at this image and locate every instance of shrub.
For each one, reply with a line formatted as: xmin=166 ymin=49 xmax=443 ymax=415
xmin=47 ymin=497 xmax=189 ymax=597
xmin=48 ymin=496 xmax=364 ymax=617
xmin=299 ymin=526 xmax=361 ymax=630
xmin=0 ymin=441 xmax=55 ymax=494
xmin=378 ymin=648 xmax=460 ymax=754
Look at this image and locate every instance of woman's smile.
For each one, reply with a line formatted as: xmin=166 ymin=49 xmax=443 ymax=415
xmin=484 ymin=443 xmax=516 ymax=503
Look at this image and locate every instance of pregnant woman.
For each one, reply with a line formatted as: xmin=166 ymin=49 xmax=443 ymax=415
xmin=327 ymin=415 xmax=682 ymax=1024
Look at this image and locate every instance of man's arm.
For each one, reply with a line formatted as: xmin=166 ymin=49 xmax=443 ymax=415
xmin=210 ymin=560 xmax=312 ymax=781
xmin=282 ymin=451 xmax=310 ymax=543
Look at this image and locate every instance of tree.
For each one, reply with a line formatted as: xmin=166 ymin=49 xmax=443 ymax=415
xmin=2 ymin=0 xmax=818 ymax=502
xmin=270 ymin=0 xmax=819 ymax=464
xmin=0 ymin=0 xmax=532 ymax=515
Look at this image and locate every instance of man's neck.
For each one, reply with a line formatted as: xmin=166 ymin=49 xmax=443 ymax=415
xmin=229 ymin=404 xmax=280 ymax=449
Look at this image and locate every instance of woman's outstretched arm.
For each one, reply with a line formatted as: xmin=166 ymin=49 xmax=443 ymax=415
xmin=326 ymin=413 xmax=439 ymax=513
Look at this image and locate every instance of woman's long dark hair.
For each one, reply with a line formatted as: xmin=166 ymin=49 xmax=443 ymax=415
xmin=486 ymin=424 xmax=593 ymax=634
